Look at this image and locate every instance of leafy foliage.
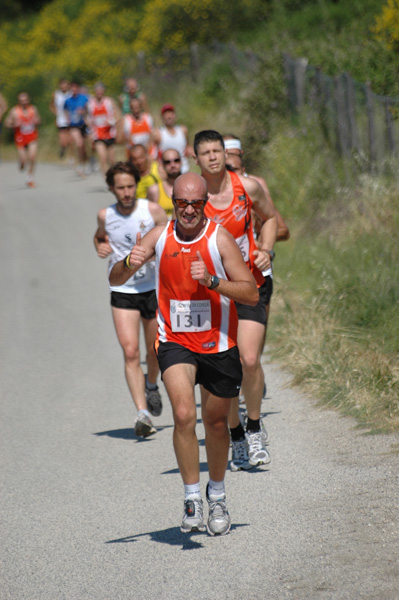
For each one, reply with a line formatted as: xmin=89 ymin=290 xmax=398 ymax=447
xmin=132 ymin=0 xmax=268 ymax=54
xmin=373 ymin=0 xmax=399 ymax=51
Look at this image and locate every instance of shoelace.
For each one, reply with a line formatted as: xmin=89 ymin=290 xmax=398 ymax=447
xmin=208 ymin=499 xmax=228 ymax=519
xmin=248 ymin=431 xmax=264 ymax=452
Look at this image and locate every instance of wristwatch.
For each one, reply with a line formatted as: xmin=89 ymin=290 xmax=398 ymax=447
xmin=264 ymin=249 xmax=275 ymax=261
xmin=208 ymin=275 xmax=220 ymax=290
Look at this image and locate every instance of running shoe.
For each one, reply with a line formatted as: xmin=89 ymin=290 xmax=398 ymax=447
xmin=180 ymin=498 xmax=206 ymax=533
xmin=242 ymin=412 xmax=269 ymax=445
xmin=245 ymin=430 xmax=271 ymax=466
xmin=206 ymin=486 xmax=231 ymax=536
xmin=145 ymin=386 xmax=163 ymax=417
xmin=230 ymin=438 xmax=252 ymax=471
xmin=134 ymin=413 xmax=156 ymax=437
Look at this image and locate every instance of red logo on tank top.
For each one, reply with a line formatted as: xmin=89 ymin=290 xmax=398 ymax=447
xmin=232 ymin=205 xmax=247 ymax=221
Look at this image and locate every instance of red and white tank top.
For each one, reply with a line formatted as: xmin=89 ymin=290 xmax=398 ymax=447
xmin=88 ymin=97 xmax=116 ymax=140
xmin=123 ymin=113 xmax=153 ymax=147
xmin=204 ymin=171 xmax=264 ymax=287
xmin=15 ymin=105 xmax=37 ymax=136
xmin=155 ymin=219 xmax=238 ymax=353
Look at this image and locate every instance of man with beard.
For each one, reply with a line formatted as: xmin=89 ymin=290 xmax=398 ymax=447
xmin=93 ymin=162 xmax=168 ymax=436
xmin=157 ymin=148 xmax=182 ymax=218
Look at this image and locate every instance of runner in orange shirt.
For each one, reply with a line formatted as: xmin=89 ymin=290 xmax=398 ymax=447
xmin=194 ymin=130 xmax=278 ymax=471
xmin=109 ymin=172 xmax=258 ymax=536
xmin=122 ymin=98 xmax=154 ymax=158
xmin=87 ymin=83 xmax=117 ymax=176
xmin=5 ymin=92 xmax=40 ymax=187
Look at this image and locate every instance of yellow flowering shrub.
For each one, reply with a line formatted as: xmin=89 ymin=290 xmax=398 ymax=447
xmin=0 ymin=0 xmax=142 ymax=105
xmin=134 ymin=0 xmax=266 ymax=54
xmin=373 ymin=0 xmax=399 ymax=50
xmin=0 ymin=0 xmax=265 ymax=117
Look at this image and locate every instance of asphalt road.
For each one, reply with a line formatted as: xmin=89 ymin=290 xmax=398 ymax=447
xmin=1 ymin=161 xmax=398 ymax=600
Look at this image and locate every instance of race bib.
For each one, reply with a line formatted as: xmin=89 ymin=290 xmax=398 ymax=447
xmin=20 ymin=123 xmax=34 ymax=134
xmin=94 ymin=115 xmax=107 ymax=126
xmin=236 ymin=234 xmax=250 ymax=262
xmin=170 ymin=299 xmax=211 ymax=332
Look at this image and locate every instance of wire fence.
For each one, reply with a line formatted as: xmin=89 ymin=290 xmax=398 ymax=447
xmin=283 ymin=53 xmax=399 ymax=173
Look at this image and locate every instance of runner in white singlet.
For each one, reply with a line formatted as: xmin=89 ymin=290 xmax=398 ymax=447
xmin=93 ymin=161 xmax=168 ymax=437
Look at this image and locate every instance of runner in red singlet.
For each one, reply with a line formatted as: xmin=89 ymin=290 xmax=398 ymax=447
xmin=5 ymin=92 xmax=40 ymax=187
xmin=193 ymin=129 xmax=278 ymax=471
xmin=224 ymin=140 xmax=290 ymax=387
xmin=109 ymin=172 xmax=258 ymax=536
xmin=87 ymin=83 xmax=117 ymax=176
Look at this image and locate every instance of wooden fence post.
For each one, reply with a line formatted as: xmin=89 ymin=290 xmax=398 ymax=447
xmin=365 ymin=82 xmax=377 ymax=172
xmin=293 ymin=57 xmax=308 ymax=109
xmin=282 ymin=53 xmax=295 ymax=109
xmin=384 ymin=98 xmax=396 ymax=155
xmin=334 ymin=76 xmax=350 ymax=157
xmin=343 ymin=72 xmax=359 ymax=152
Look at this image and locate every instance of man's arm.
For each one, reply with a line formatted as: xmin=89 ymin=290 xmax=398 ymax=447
xmin=93 ymin=208 xmax=112 ymax=258
xmin=240 ymin=175 xmax=278 ymax=272
xmin=152 ymin=128 xmax=161 ymax=146
xmin=181 ymin=124 xmax=194 ymax=158
xmin=109 ymin=227 xmax=162 ymax=286
xmin=250 ymin=174 xmax=290 ymax=241
xmin=0 ymin=94 xmax=8 ymax=121
xmin=4 ymin=107 xmax=16 ymax=128
xmin=147 ymin=183 xmax=159 ymax=204
xmin=148 ymin=201 xmax=168 ymax=226
xmin=191 ymin=227 xmax=259 ymax=306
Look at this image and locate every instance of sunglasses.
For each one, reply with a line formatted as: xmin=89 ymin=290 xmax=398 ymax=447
xmin=173 ymin=198 xmax=207 ymax=209
xmin=163 ymin=158 xmax=181 ymax=165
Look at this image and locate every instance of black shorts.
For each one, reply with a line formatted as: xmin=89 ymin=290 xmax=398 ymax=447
xmin=156 ymin=341 xmax=242 ymax=398
xmin=110 ymin=289 xmax=157 ymax=319
xmin=57 ymin=126 xmax=70 ymax=130
xmin=70 ymin=124 xmax=88 ymax=137
xmin=95 ymin=138 xmax=116 ymax=147
xmin=235 ymin=276 xmax=273 ymax=325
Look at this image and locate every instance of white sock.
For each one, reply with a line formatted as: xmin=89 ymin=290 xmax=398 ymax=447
xmin=184 ymin=482 xmax=201 ymax=500
xmin=138 ymin=409 xmax=150 ymax=418
xmin=208 ymin=479 xmax=225 ymax=500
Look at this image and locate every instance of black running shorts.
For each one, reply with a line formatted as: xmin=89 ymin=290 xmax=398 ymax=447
xmin=110 ymin=289 xmax=157 ymax=319
xmin=94 ymin=138 xmax=116 ymax=147
xmin=235 ymin=276 xmax=273 ymax=325
xmin=156 ymin=341 xmax=242 ymax=398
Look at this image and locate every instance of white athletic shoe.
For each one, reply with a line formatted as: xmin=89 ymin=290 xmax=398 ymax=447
xmin=134 ymin=413 xmax=156 ymax=437
xmin=245 ymin=431 xmax=271 ymax=466
xmin=180 ymin=498 xmax=206 ymax=533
